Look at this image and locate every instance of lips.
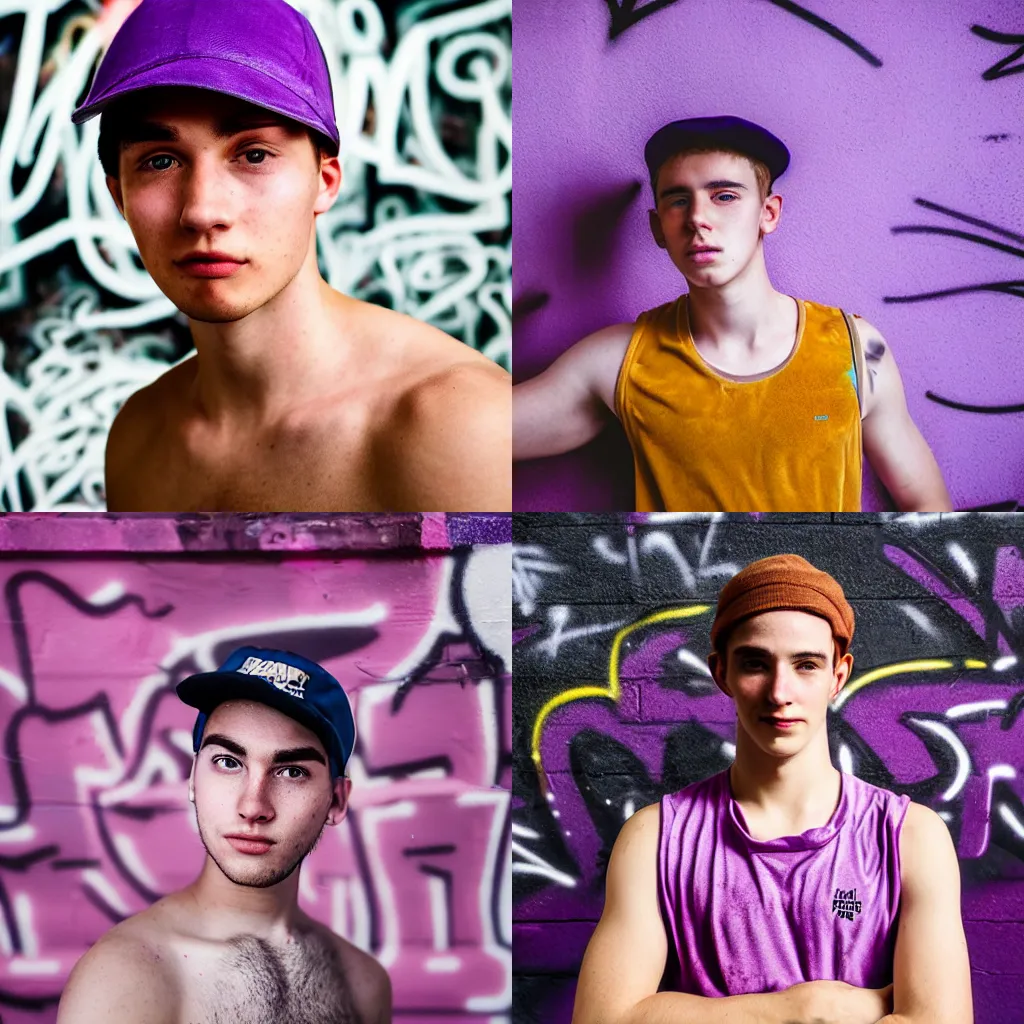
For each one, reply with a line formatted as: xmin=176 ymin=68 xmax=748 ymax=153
xmin=225 ymin=834 xmax=275 ymax=855
xmin=761 ymin=717 xmax=802 ymax=729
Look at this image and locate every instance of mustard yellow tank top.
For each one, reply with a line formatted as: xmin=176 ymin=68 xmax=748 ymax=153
xmin=615 ymin=296 xmax=863 ymax=512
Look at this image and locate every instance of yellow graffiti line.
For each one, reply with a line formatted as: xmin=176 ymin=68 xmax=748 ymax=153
xmin=833 ymin=659 xmax=954 ymax=709
xmin=530 ymin=605 xmax=711 ymax=766
xmin=963 ymin=659 xmax=987 ymax=669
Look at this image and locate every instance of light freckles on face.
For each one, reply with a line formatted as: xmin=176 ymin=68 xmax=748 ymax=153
xmin=721 ymin=610 xmax=844 ymax=753
xmin=192 ymin=700 xmax=339 ymax=889
xmin=652 ymin=151 xmax=770 ymax=282
xmin=116 ymin=101 xmax=323 ymax=324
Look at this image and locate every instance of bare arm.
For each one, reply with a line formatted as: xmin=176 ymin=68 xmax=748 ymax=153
xmin=857 ymin=319 xmax=952 ymax=511
xmin=513 ymin=324 xmax=632 ymax=461
xmin=877 ymin=803 xmax=973 ymax=1024
xmin=57 ymin=934 xmax=177 ymax=1024
xmin=381 ymin=361 xmax=511 ymax=511
xmin=572 ymin=805 xmax=890 ymax=1024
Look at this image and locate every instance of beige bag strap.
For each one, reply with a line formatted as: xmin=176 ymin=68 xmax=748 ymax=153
xmin=842 ymin=309 xmax=867 ymax=418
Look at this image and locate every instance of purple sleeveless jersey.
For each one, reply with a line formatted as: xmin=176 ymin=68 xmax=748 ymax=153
xmin=657 ymin=770 xmax=910 ymax=995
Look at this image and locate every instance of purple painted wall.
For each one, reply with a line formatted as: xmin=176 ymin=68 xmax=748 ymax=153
xmin=0 ymin=513 xmax=511 ymax=1023
xmin=512 ymin=1 xmax=1024 ymax=511
xmin=512 ymin=512 xmax=1024 ymax=1024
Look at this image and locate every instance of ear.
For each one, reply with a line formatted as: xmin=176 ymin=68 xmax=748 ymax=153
xmin=106 ymin=174 xmax=126 ymax=219
xmin=760 ymin=192 xmax=783 ymax=237
xmin=708 ymin=650 xmax=731 ymax=697
xmin=313 ymin=154 xmax=343 ymax=217
xmin=649 ymin=208 xmax=667 ymax=249
xmin=325 ymin=776 xmax=352 ymax=826
xmin=830 ymin=651 xmax=854 ymax=702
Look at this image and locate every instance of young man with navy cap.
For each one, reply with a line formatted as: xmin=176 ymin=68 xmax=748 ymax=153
xmin=57 ymin=647 xmax=392 ymax=1023
xmin=72 ymin=0 xmax=510 ymax=513
xmin=513 ymin=115 xmax=951 ymax=513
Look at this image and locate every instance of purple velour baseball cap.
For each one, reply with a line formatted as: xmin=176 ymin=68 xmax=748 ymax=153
xmin=71 ymin=0 xmax=339 ymax=155
xmin=644 ymin=115 xmax=790 ymax=189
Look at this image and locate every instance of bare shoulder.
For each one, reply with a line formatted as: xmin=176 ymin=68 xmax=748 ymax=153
xmin=105 ymin=358 xmax=195 ymax=507
xmin=328 ymin=931 xmax=392 ymax=1024
xmin=57 ymin=916 xmax=177 ymax=1024
xmin=899 ymin=801 xmax=958 ymax=886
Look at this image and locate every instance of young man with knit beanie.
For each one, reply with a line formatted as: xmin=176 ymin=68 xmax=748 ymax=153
xmin=513 ymin=117 xmax=952 ymax=513
xmin=572 ymin=555 xmax=972 ymax=1024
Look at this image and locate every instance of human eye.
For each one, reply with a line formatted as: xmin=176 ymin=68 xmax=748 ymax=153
xmin=241 ymin=147 xmax=273 ymax=165
xmin=278 ymin=765 xmax=309 ymax=780
xmin=139 ymin=153 xmax=177 ymax=172
xmin=212 ymin=754 xmax=241 ymax=770
xmin=715 ymin=192 xmax=739 ymax=203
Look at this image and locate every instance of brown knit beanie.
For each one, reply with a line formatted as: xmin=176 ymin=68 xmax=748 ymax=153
xmin=710 ymin=554 xmax=855 ymax=657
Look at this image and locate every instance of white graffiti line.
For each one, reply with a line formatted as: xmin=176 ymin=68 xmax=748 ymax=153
xmin=946 ymin=542 xmax=979 ymax=585
xmin=993 ymin=655 xmax=1018 ymax=672
xmin=998 ymin=803 xmax=1024 ymax=840
xmin=511 ymin=545 xmax=564 ymax=617
xmin=838 ymin=743 xmax=855 ymax=775
xmin=510 ymin=822 xmax=576 ymax=889
xmin=536 ymin=606 xmax=626 ymax=660
xmin=945 ymin=700 xmax=1008 ymax=718
xmin=900 ymin=603 xmax=939 ymax=637
xmin=638 ymin=529 xmax=738 ymax=591
xmin=1 ymin=0 xmax=510 ymax=511
xmin=676 ymin=647 xmax=712 ymax=677
xmin=907 ymin=718 xmax=971 ymax=803
xmin=592 ymin=535 xmax=628 ymax=565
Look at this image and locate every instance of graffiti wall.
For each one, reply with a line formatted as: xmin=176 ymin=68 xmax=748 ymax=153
xmin=0 ymin=0 xmax=511 ymax=510
xmin=513 ymin=512 xmax=1024 ymax=1024
xmin=512 ymin=0 xmax=1024 ymax=511
xmin=0 ymin=512 xmax=511 ymax=1023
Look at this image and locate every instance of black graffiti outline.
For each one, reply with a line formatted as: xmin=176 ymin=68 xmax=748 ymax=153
xmin=971 ymin=24 xmax=1024 ymax=81
xmin=883 ymin=199 xmax=1024 ymax=415
xmin=603 ymin=0 xmax=882 ymax=68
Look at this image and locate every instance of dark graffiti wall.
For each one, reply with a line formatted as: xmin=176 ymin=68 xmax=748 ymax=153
xmin=512 ymin=512 xmax=1024 ymax=1024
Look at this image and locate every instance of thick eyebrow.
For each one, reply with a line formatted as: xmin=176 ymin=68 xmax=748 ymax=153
xmin=199 ymin=733 xmax=327 ymax=766
xmin=658 ymin=180 xmax=748 ymax=201
xmin=121 ymin=114 xmax=287 ymax=149
xmin=732 ymin=646 xmax=828 ymax=662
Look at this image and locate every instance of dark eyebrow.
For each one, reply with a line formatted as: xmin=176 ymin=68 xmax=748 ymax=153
xmin=199 ymin=733 xmax=327 ymax=766
xmin=121 ymin=114 xmax=287 ymax=149
xmin=658 ymin=180 xmax=748 ymax=201
xmin=731 ymin=646 xmax=828 ymax=662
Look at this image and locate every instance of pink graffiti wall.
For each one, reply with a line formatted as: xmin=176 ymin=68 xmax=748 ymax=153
xmin=512 ymin=0 xmax=1024 ymax=511
xmin=0 ymin=514 xmax=512 ymax=1023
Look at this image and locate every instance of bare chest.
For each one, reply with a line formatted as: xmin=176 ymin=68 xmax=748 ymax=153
xmin=120 ymin=414 xmax=385 ymax=512
xmin=177 ymin=933 xmax=362 ymax=1024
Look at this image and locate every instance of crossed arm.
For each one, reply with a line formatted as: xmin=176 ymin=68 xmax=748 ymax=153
xmin=571 ymin=801 xmax=971 ymax=1024
xmin=857 ymin=318 xmax=952 ymax=512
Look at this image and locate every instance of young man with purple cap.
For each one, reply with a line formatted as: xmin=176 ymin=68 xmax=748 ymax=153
xmin=57 ymin=646 xmax=392 ymax=1023
xmin=72 ymin=0 xmax=510 ymax=513
xmin=572 ymin=555 xmax=972 ymax=1024
xmin=513 ymin=116 xmax=951 ymax=513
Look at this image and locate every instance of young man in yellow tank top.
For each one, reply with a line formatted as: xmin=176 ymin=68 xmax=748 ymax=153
xmin=513 ymin=116 xmax=952 ymax=512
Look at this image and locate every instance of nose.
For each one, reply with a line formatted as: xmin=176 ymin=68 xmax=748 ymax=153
xmin=178 ymin=155 xmax=234 ymax=234
xmin=236 ymin=770 xmax=275 ymax=824
xmin=766 ymin=663 xmax=795 ymax=708
xmin=685 ymin=193 xmax=713 ymax=232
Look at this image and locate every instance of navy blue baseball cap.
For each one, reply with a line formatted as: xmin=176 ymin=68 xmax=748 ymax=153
xmin=644 ymin=115 xmax=790 ymax=190
xmin=176 ymin=646 xmax=356 ymax=778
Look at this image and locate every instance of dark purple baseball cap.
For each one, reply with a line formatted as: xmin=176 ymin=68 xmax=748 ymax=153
xmin=71 ymin=0 xmax=339 ymax=155
xmin=644 ymin=115 xmax=790 ymax=190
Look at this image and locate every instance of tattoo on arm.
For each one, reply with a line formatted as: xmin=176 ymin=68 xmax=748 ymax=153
xmin=865 ymin=337 xmax=886 ymax=392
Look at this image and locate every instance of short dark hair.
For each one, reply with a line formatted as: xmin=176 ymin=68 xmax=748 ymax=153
xmin=97 ymin=93 xmax=335 ymax=179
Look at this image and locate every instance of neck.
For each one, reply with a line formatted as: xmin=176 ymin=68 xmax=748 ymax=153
xmin=685 ymin=247 xmax=787 ymax=349
xmin=184 ymin=856 xmax=304 ymax=941
xmin=187 ymin=245 xmax=352 ymax=424
xmin=729 ymin=725 xmax=840 ymax=820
